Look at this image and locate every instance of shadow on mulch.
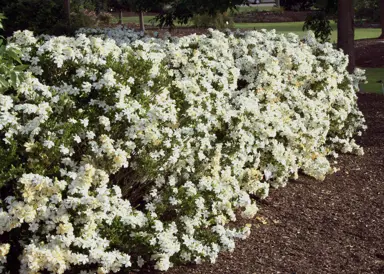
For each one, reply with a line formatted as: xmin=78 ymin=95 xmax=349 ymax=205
xmin=136 ymin=93 xmax=384 ymax=274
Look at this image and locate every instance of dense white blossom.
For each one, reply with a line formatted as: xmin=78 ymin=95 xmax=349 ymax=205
xmin=0 ymin=28 xmax=366 ymax=273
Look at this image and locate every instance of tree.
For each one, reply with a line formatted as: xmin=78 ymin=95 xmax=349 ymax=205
xmin=337 ymin=0 xmax=355 ymax=73
xmin=0 ymin=0 xmax=66 ymax=36
xmin=64 ymin=0 xmax=70 ymax=29
xmin=141 ymin=0 xmax=248 ymax=28
xmin=380 ymin=0 xmax=384 ymax=38
xmin=108 ymin=0 xmax=146 ymax=31
xmin=303 ymin=0 xmax=336 ymax=42
xmin=304 ymin=0 xmax=356 ymax=72
xmin=108 ymin=0 xmax=248 ymax=30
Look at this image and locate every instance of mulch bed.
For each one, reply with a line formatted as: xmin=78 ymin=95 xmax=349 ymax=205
xmin=356 ymin=39 xmax=384 ymax=68
xmin=135 ymin=94 xmax=384 ymax=274
xmin=233 ymin=11 xmax=311 ymax=23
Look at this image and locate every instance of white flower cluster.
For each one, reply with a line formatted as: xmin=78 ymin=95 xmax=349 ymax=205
xmin=0 ymin=28 xmax=365 ymax=273
xmin=0 ymin=244 xmax=10 ymax=273
xmin=77 ymin=25 xmax=146 ymax=44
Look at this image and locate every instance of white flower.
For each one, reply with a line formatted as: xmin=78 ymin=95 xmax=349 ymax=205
xmin=28 ymin=222 xmax=39 ymax=232
xmin=59 ymin=145 xmax=70 ymax=155
xmin=43 ymin=140 xmax=55 ymax=149
xmin=99 ymin=116 xmax=111 ymax=131
xmin=73 ymin=135 xmax=81 ymax=143
xmin=127 ymin=77 xmax=135 ymax=84
xmin=241 ymin=203 xmax=259 ymax=219
xmin=2 ymin=27 xmax=365 ymax=274
xmin=80 ymin=118 xmax=89 ymax=127
xmin=86 ymin=131 xmax=96 ymax=140
xmin=137 ymin=256 xmax=145 ymax=267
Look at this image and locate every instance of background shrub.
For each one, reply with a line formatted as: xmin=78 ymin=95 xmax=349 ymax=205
xmin=0 ymin=0 xmax=105 ymax=36
xmin=0 ymin=0 xmax=65 ymax=36
xmin=192 ymin=13 xmax=234 ymax=29
xmin=70 ymin=9 xmax=99 ymax=30
xmin=0 ymin=13 xmax=27 ymax=93
xmin=98 ymin=11 xmax=114 ymax=26
xmin=355 ymin=0 xmax=380 ymax=23
xmin=280 ymin=0 xmax=315 ymax=11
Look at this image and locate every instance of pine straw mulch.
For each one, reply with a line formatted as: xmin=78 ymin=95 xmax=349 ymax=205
xmin=136 ymin=96 xmax=384 ymax=274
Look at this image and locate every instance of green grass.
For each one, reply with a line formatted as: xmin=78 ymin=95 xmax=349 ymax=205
xmin=361 ymin=68 xmax=384 ymax=94
xmin=233 ymin=21 xmax=381 ymax=42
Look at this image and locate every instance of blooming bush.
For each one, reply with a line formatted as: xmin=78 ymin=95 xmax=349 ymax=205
xmin=97 ymin=12 xmax=114 ymax=26
xmin=0 ymin=27 xmax=366 ymax=273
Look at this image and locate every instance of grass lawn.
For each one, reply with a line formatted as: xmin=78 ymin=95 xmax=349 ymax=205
xmin=233 ymin=21 xmax=381 ymax=42
xmin=361 ymin=68 xmax=384 ymax=94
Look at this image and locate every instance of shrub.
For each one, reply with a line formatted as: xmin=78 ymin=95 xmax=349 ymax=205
xmin=0 ymin=13 xmax=28 ymax=93
xmin=355 ymin=0 xmax=380 ymax=23
xmin=0 ymin=28 xmax=366 ymax=273
xmin=280 ymin=0 xmax=315 ymax=11
xmin=0 ymin=0 xmax=65 ymax=36
xmin=98 ymin=11 xmax=114 ymax=26
xmin=192 ymin=13 xmax=234 ymax=29
xmin=0 ymin=0 xmax=103 ymax=36
xmin=70 ymin=9 xmax=99 ymax=30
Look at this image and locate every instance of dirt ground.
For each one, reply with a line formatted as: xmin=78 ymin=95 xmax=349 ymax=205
xmin=133 ymin=39 xmax=384 ymax=274
xmin=233 ymin=11 xmax=311 ymax=23
xmin=356 ymin=39 xmax=384 ymax=68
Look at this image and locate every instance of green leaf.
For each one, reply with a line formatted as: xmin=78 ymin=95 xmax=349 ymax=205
xmin=14 ymin=64 xmax=29 ymax=71
xmin=10 ymin=71 xmax=18 ymax=86
xmin=0 ymin=75 xmax=9 ymax=88
xmin=7 ymin=49 xmax=22 ymax=64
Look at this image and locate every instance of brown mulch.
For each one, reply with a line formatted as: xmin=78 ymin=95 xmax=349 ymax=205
xmin=136 ymin=93 xmax=384 ymax=274
xmin=233 ymin=11 xmax=311 ymax=23
xmin=356 ymin=39 xmax=384 ymax=68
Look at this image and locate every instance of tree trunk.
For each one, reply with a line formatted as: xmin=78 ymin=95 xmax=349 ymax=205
xmin=337 ymin=0 xmax=355 ymax=73
xmin=119 ymin=9 xmax=123 ymax=24
xmin=139 ymin=11 xmax=145 ymax=32
xmin=64 ymin=0 xmax=70 ymax=30
xmin=380 ymin=0 xmax=384 ymax=38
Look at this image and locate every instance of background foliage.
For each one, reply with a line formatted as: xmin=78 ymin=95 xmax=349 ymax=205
xmin=0 ymin=14 xmax=27 ymax=93
xmin=0 ymin=0 xmax=66 ymax=35
xmin=280 ymin=0 xmax=316 ymax=11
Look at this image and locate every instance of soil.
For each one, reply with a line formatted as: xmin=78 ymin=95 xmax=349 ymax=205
xmin=233 ymin=11 xmax=311 ymax=23
xmin=356 ymin=39 xmax=384 ymax=68
xmin=135 ymin=94 xmax=384 ymax=274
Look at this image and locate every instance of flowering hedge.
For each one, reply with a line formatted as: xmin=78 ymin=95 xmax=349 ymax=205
xmin=0 ymin=27 xmax=366 ymax=273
